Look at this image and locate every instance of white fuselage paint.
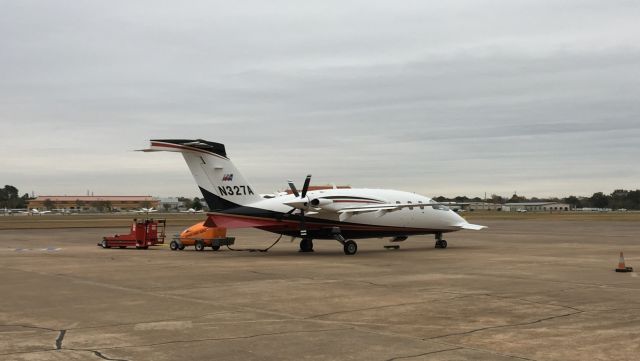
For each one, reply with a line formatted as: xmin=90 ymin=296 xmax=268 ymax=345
xmin=227 ymin=188 xmax=467 ymax=232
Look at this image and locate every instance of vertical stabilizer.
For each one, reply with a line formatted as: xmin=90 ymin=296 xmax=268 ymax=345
xmin=143 ymin=139 xmax=262 ymax=211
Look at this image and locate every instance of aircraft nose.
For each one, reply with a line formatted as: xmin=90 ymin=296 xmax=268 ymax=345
xmin=448 ymin=210 xmax=466 ymax=226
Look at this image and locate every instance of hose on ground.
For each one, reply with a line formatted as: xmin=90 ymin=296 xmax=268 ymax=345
xmin=225 ymin=234 xmax=283 ymax=252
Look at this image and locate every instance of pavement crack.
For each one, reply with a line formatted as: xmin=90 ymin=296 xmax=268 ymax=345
xmin=0 ymin=324 xmax=58 ymax=332
xmin=55 ymin=329 xmax=66 ymax=350
xmin=308 ymin=301 xmax=430 ymax=319
xmin=425 ymin=310 xmax=583 ymax=340
xmin=437 ymin=341 xmax=540 ymax=361
xmin=64 ymin=348 xmax=131 ymax=361
xmin=89 ymin=327 xmax=353 ymax=351
xmin=385 ymin=347 xmax=463 ymax=360
xmin=347 ymin=279 xmax=391 ymax=288
xmin=91 ymin=350 xmax=130 ymax=361
xmin=480 ymin=293 xmax=584 ymax=313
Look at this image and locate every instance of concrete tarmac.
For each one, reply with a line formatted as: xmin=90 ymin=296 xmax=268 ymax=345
xmin=1 ymin=218 xmax=639 ymax=360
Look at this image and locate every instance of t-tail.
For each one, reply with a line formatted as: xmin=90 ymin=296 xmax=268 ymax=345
xmin=142 ymin=139 xmax=262 ymax=211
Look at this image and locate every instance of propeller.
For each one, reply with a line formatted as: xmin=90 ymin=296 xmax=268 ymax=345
xmin=286 ymin=174 xmax=312 ymax=236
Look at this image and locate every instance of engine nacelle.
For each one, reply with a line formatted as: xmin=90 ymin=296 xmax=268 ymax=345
xmin=310 ymin=198 xmax=333 ymax=207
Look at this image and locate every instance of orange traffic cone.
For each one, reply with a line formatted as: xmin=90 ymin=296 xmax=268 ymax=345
xmin=615 ymin=252 xmax=633 ymax=273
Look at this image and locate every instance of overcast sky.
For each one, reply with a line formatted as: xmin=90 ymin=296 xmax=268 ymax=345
xmin=1 ymin=1 xmax=639 ymax=199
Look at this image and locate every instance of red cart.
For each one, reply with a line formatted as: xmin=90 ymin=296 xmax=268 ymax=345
xmin=99 ymin=218 xmax=166 ymax=249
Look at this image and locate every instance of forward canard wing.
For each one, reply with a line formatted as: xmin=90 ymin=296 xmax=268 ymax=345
xmin=455 ymin=223 xmax=487 ymax=230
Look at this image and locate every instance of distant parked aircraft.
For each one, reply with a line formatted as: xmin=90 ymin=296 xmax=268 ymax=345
xmin=180 ymin=208 xmax=204 ymax=214
xmin=135 ymin=207 xmax=158 ymax=214
xmin=23 ymin=208 xmax=52 ymax=215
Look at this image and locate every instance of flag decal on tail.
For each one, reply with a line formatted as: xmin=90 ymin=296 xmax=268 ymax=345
xmin=222 ymin=174 xmax=234 ymax=181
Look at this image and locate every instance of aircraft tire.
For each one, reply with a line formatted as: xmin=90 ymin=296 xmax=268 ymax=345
xmin=300 ymin=238 xmax=314 ymax=252
xmin=178 ymin=244 xmax=185 ymax=250
xmin=170 ymin=240 xmax=179 ymax=251
xmin=343 ymin=240 xmax=357 ymax=255
xmin=195 ymin=240 xmax=205 ymax=251
xmin=212 ymin=245 xmax=221 ymax=251
xmin=101 ymin=240 xmax=110 ymax=249
xmin=435 ymin=240 xmax=448 ymax=249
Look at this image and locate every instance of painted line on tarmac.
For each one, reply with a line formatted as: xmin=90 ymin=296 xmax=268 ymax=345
xmin=11 ymin=247 xmax=63 ymax=252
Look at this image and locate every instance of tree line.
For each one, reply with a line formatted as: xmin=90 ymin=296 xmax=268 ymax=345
xmin=1 ymin=185 xmax=206 ymax=211
xmin=437 ymin=189 xmax=640 ymax=210
xmin=4 ymin=184 xmax=638 ymax=211
xmin=0 ymin=185 xmax=30 ymax=209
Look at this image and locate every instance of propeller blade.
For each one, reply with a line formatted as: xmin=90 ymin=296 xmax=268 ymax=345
xmin=287 ymin=180 xmax=299 ymax=197
xmin=301 ymin=174 xmax=312 ymax=198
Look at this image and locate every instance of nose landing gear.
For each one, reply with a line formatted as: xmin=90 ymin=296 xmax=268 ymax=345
xmin=435 ymin=233 xmax=448 ymax=249
xmin=299 ymin=238 xmax=314 ymax=252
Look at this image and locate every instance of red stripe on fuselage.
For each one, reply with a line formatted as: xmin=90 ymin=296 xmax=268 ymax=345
xmin=207 ymin=212 xmax=439 ymax=233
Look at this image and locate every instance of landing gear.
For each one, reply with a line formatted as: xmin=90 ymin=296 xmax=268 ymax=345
xmin=343 ymin=240 xmax=357 ymax=255
xmin=194 ymin=240 xmax=205 ymax=251
xmin=299 ymin=238 xmax=314 ymax=252
xmin=435 ymin=233 xmax=448 ymax=249
xmin=331 ymin=227 xmax=358 ymax=255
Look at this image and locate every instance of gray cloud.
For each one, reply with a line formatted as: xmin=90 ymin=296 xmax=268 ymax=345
xmin=1 ymin=1 xmax=639 ymax=199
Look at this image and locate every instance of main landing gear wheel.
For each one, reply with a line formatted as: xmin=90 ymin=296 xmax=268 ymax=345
xmin=299 ymin=238 xmax=314 ymax=252
xmin=212 ymin=245 xmax=221 ymax=251
xmin=170 ymin=240 xmax=179 ymax=251
xmin=101 ymin=240 xmax=110 ymax=249
xmin=194 ymin=240 xmax=205 ymax=251
xmin=343 ymin=240 xmax=358 ymax=255
xmin=435 ymin=240 xmax=448 ymax=249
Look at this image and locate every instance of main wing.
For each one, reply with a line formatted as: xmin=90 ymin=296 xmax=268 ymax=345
xmin=335 ymin=203 xmax=487 ymax=229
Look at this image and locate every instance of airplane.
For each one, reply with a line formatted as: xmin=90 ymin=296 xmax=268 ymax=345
xmin=180 ymin=208 xmax=204 ymax=214
xmin=141 ymin=139 xmax=486 ymax=255
xmin=23 ymin=208 xmax=52 ymax=215
xmin=135 ymin=207 xmax=158 ymax=214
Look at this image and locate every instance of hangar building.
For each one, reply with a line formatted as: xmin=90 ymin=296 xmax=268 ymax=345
xmin=503 ymin=202 xmax=572 ymax=212
xmin=27 ymin=196 xmax=159 ymax=212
